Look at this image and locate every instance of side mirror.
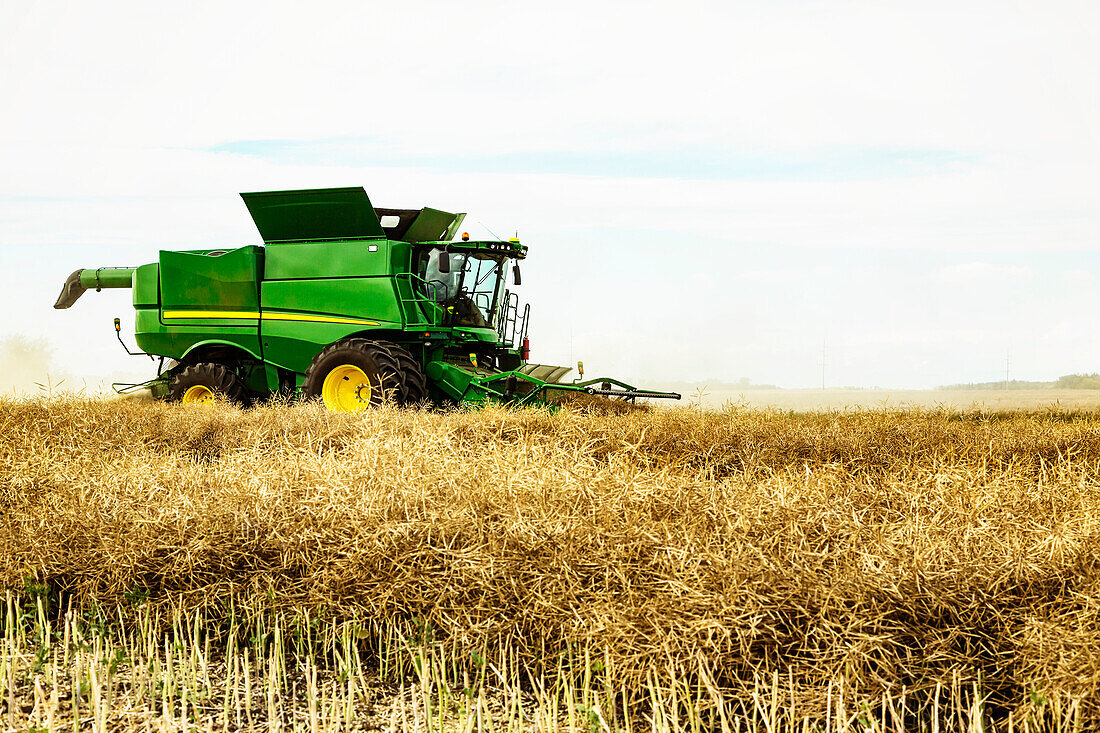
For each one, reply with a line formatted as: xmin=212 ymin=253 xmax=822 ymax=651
xmin=512 ymin=263 xmax=522 ymax=286
xmin=437 ymin=250 xmax=450 ymax=274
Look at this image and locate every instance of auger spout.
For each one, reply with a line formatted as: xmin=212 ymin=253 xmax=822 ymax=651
xmin=54 ymin=267 xmax=135 ymax=309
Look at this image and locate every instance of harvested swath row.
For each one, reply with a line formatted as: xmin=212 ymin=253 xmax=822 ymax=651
xmin=2 ymin=397 xmax=1100 ymax=722
xmin=550 ymin=406 xmax=1100 ymax=478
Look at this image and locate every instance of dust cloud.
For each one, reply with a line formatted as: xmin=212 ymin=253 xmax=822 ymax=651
xmin=0 ymin=334 xmax=78 ymax=396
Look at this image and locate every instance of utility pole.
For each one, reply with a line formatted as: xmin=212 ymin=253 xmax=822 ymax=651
xmin=1004 ymin=349 xmax=1010 ymax=390
xmin=821 ymin=334 xmax=826 ymax=390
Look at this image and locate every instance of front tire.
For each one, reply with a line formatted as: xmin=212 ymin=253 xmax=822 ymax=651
xmin=303 ymin=338 xmax=403 ymax=412
xmin=168 ymin=363 xmax=248 ymax=405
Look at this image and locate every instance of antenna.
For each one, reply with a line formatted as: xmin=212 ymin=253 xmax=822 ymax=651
xmin=477 ymin=220 xmax=505 ymax=242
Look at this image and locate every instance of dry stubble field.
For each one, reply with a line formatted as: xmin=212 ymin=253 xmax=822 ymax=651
xmin=2 ymin=396 xmax=1100 ymax=731
xmin=666 ymin=388 xmax=1100 ymax=412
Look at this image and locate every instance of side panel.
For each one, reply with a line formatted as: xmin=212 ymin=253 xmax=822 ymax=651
xmin=133 ymin=262 xmax=163 ymax=356
xmin=148 ymin=246 xmax=263 ymax=359
xmin=159 ymin=246 xmax=262 ymax=312
xmin=132 ymin=263 xmax=159 ymax=308
xmin=264 ymin=240 xmax=391 ymax=280
xmin=259 ymin=277 xmax=404 ymax=373
xmin=133 ymin=307 xmax=163 ymax=356
xmin=136 ymin=311 xmax=262 ymax=361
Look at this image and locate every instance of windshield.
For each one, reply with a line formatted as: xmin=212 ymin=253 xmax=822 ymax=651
xmin=421 ymin=249 xmax=504 ymax=328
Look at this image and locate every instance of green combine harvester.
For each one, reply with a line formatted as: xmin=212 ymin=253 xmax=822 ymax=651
xmin=54 ymin=187 xmax=680 ymax=410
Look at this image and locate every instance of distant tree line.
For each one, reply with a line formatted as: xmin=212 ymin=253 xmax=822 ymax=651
xmin=939 ymin=374 xmax=1100 ymax=390
xmin=1053 ymin=373 xmax=1100 ymax=389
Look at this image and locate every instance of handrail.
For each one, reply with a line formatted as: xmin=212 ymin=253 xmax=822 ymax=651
xmin=517 ymin=303 xmax=530 ymax=345
xmin=497 ymin=290 xmax=518 ymax=345
xmin=399 ymin=273 xmax=529 ymax=340
xmin=495 ymin=291 xmax=531 ymax=347
xmin=396 ymin=273 xmax=446 ymax=328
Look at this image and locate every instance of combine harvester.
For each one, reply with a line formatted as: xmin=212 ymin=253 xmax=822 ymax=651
xmin=54 ymin=187 xmax=680 ymax=410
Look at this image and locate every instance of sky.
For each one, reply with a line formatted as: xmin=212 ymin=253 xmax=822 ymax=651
xmin=2 ymin=0 xmax=1099 ymax=389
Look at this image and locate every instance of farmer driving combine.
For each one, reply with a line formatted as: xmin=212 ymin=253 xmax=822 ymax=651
xmin=420 ymin=248 xmax=499 ymax=329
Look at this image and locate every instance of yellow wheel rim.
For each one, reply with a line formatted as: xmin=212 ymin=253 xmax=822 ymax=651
xmin=181 ymin=384 xmax=215 ymax=404
xmin=321 ymin=364 xmax=373 ymax=412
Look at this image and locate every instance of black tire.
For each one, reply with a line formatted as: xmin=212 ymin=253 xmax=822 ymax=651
xmin=302 ymin=338 xmax=403 ymax=410
xmin=168 ymin=363 xmax=248 ymax=405
xmin=388 ymin=344 xmax=428 ymax=405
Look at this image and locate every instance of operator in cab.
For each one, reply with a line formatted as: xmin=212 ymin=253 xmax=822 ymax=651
xmin=422 ymin=249 xmax=492 ymax=328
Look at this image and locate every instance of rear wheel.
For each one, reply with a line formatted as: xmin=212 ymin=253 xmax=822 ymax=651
xmin=168 ymin=363 xmax=247 ymax=405
xmin=303 ymin=338 xmax=403 ymax=412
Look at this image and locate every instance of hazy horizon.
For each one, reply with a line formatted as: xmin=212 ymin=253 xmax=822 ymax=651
xmin=5 ymin=332 xmax=1100 ymax=399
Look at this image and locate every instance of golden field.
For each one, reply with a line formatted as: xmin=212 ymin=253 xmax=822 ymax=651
xmin=2 ymin=396 xmax=1100 ymax=731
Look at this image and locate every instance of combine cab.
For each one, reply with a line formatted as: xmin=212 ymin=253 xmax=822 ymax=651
xmin=54 ymin=187 xmax=680 ymax=409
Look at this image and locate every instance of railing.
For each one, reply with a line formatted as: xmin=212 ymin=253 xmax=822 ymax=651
xmin=396 ymin=274 xmax=446 ymax=328
xmin=497 ymin=290 xmax=516 ymax=344
xmin=496 ymin=290 xmax=530 ymax=347
xmin=518 ymin=303 xmax=530 ymax=345
xmin=399 ymin=276 xmax=531 ymax=344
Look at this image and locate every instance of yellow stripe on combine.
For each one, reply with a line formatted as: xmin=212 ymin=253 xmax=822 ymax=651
xmin=162 ymin=310 xmax=380 ymax=326
xmin=261 ymin=312 xmax=380 ymax=326
xmin=163 ymin=310 xmax=258 ymax=320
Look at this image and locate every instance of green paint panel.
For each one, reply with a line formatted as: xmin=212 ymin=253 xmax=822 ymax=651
xmin=264 ymin=240 xmax=391 ymax=280
xmin=241 ymin=187 xmax=385 ymax=243
xmin=158 ymin=246 xmax=262 ymax=312
xmin=132 ymin=264 xmax=159 ymax=308
xmin=155 ymin=246 xmax=262 ymax=359
xmin=403 ymin=208 xmax=460 ymax=243
xmin=388 ymin=240 xmax=414 ymax=270
xmin=260 ymin=277 xmax=404 ymax=372
xmin=261 ymin=277 xmax=404 ymax=324
xmin=135 ymin=308 xmax=261 ymax=362
xmin=133 ymin=308 xmax=162 ymax=355
xmin=453 ymin=327 xmax=503 ymax=343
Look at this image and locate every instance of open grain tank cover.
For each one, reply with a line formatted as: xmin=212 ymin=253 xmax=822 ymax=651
xmin=375 ymin=207 xmax=466 ymax=243
xmin=240 ymin=187 xmax=386 ymax=243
